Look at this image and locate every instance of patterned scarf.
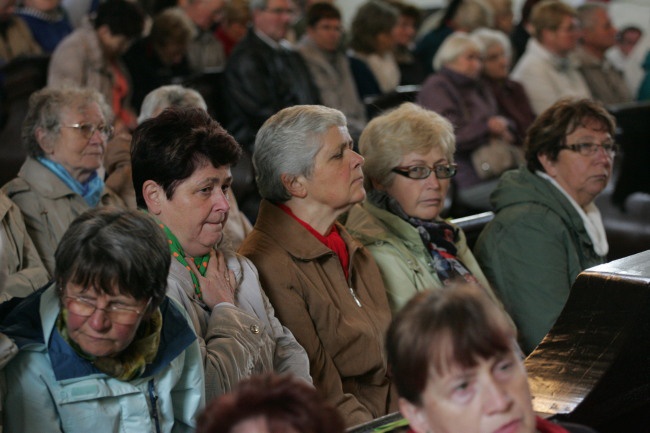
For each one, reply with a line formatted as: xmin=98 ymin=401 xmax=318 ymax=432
xmin=368 ymin=190 xmax=478 ymax=286
xmin=57 ymin=307 xmax=162 ymax=381
xmin=156 ymin=219 xmax=210 ymax=301
xmin=38 ymin=157 xmax=104 ymax=207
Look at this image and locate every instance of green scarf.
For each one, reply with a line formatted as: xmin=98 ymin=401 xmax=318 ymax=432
xmin=57 ymin=307 xmax=163 ymax=381
xmin=155 ymin=219 xmax=210 ymax=301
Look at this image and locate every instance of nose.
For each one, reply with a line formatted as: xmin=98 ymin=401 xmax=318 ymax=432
xmin=212 ymin=188 xmax=231 ymax=213
xmin=424 ymin=171 xmax=441 ymax=189
xmin=482 ymin=376 xmax=513 ymax=414
xmin=87 ymin=307 xmax=111 ymax=331
xmin=351 ymin=150 xmax=364 ymax=168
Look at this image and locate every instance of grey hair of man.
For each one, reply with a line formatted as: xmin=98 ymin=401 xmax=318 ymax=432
xmin=576 ymin=2 xmax=607 ymax=31
xmin=253 ymin=104 xmax=347 ymax=203
xmin=249 ymin=0 xmax=269 ymax=12
xmin=472 ymin=27 xmax=512 ymax=60
xmin=22 ymin=86 xmax=112 ymax=159
xmin=433 ymin=32 xmax=484 ymax=72
xmin=359 ymin=102 xmax=455 ymax=192
xmin=138 ymin=85 xmax=208 ymax=124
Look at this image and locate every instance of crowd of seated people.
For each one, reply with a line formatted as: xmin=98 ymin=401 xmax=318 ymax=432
xmin=1 ymin=0 xmax=649 ymax=432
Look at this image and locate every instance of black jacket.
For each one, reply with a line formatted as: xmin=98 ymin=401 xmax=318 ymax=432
xmin=225 ymin=29 xmax=320 ymax=152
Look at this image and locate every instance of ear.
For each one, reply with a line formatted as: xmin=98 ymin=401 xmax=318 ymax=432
xmin=36 ymin=127 xmax=53 ymax=154
xmin=398 ymin=397 xmax=431 ymax=433
xmin=281 ymin=173 xmax=308 ymax=199
xmin=537 ymin=153 xmax=558 ymax=177
xmin=142 ymin=180 xmax=165 ymax=215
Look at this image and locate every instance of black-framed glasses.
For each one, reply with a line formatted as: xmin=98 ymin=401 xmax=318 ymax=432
xmin=61 ymin=123 xmax=114 ymax=140
xmin=64 ymin=295 xmax=151 ymax=325
xmin=560 ymin=142 xmax=618 ymax=157
xmin=392 ymin=164 xmax=458 ymax=180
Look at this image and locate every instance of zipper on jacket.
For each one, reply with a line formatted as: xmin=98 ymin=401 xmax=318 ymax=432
xmin=349 ymin=287 xmax=362 ymax=307
xmin=148 ymin=379 xmax=161 ymax=433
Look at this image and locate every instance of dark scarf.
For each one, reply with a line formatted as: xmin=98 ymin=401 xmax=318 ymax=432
xmin=368 ymin=190 xmax=478 ymax=285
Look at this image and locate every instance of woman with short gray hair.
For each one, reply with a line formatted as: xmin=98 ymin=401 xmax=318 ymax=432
xmin=346 ymin=103 xmax=495 ymax=312
xmin=2 ymin=86 xmax=123 ymax=275
xmin=239 ymin=105 xmax=395 ymax=427
xmin=418 ymin=32 xmax=520 ymax=212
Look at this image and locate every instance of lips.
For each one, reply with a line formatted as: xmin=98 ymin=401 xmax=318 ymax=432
xmin=492 ymin=419 xmax=521 ymax=433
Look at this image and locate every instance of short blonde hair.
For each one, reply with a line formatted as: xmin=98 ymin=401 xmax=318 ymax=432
xmin=529 ymin=0 xmax=576 ymax=41
xmin=359 ymin=102 xmax=455 ymax=191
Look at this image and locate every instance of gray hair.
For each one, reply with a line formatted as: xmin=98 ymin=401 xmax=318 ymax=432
xmin=576 ymin=2 xmax=607 ymax=30
xmin=253 ymin=105 xmax=347 ymax=203
xmin=54 ymin=206 xmax=171 ymax=311
xmin=359 ymin=102 xmax=456 ymax=191
xmin=22 ymin=86 xmax=112 ymax=159
xmin=433 ymin=32 xmax=483 ymax=71
xmin=472 ymin=27 xmax=512 ymax=60
xmin=138 ymin=85 xmax=208 ymax=124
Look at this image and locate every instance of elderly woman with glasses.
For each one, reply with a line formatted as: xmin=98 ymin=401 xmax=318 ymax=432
xmin=238 ymin=105 xmax=394 ymax=427
xmin=2 ymin=86 xmax=123 ymax=276
xmin=475 ymin=98 xmax=616 ymax=354
xmin=0 ymin=207 xmax=204 ymax=433
xmin=346 ymin=103 xmax=494 ymax=312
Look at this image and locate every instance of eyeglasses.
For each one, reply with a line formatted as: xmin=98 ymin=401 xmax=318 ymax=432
xmin=64 ymin=295 xmax=151 ymax=325
xmin=61 ymin=123 xmax=114 ymax=140
xmin=560 ymin=142 xmax=618 ymax=157
xmin=392 ymin=164 xmax=458 ymax=180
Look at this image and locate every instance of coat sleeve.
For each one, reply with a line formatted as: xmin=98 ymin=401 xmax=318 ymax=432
xmin=234 ymin=254 xmax=312 ymax=383
xmin=248 ymin=250 xmax=374 ymax=426
xmin=474 ymin=210 xmax=575 ymax=353
xmin=171 ymin=339 xmax=205 ymax=433
xmin=165 ymin=274 xmax=275 ymax=401
xmin=3 ymin=350 xmax=64 ymax=433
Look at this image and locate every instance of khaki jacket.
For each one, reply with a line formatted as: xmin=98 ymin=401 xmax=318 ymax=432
xmin=0 ymin=191 xmax=49 ymax=301
xmin=166 ymin=249 xmax=311 ymax=400
xmin=2 ymin=157 xmax=124 ymax=275
xmin=239 ymin=200 xmax=395 ymax=427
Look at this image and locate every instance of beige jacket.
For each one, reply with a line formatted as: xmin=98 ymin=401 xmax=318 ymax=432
xmin=2 ymin=157 xmax=124 ymax=275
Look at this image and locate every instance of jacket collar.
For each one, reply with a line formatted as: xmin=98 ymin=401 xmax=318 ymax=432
xmin=0 ymin=284 xmax=196 ymax=381
xmin=255 ymin=199 xmax=362 ymax=261
xmin=18 ymin=157 xmax=81 ymax=200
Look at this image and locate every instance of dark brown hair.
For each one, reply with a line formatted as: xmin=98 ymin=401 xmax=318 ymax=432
xmin=524 ymin=98 xmax=616 ymax=173
xmin=197 ymin=373 xmax=345 ymax=433
xmin=386 ymin=283 xmax=515 ymax=405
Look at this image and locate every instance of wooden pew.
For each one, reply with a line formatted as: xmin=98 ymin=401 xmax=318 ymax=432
xmin=525 ymin=250 xmax=650 ymax=433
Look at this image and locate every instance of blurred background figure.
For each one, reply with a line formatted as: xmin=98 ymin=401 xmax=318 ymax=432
xmin=475 ymin=98 xmax=616 ymax=354
xmin=178 ymin=0 xmax=227 ymax=73
xmin=2 ymin=86 xmax=123 ymax=275
xmin=575 ymin=2 xmax=631 ymax=105
xmin=345 ymin=103 xmax=494 ymax=312
xmin=197 ymin=373 xmax=345 ymax=433
xmin=1 ymin=206 xmax=204 ymax=433
xmin=511 ymin=0 xmax=591 ymax=115
xmin=483 ymin=0 xmax=514 ymax=35
xmin=239 ymin=105 xmax=395 ymax=427
xmin=386 ymin=0 xmax=426 ymax=86
xmin=214 ymin=0 xmax=250 ymax=59
xmin=16 ymin=0 xmax=72 ymax=53
xmin=473 ymin=28 xmax=535 ymax=147
xmin=0 ymin=0 xmax=41 ymax=63
xmin=415 ymin=0 xmax=493 ymax=76
xmin=48 ymin=0 xmax=146 ymax=132
xmin=418 ymin=33 xmax=519 ymax=212
xmin=348 ymin=0 xmax=400 ymax=95
xmin=605 ymin=26 xmax=643 ymax=96
xmin=297 ymin=2 xmax=367 ymax=140
xmin=387 ymin=283 xmax=597 ymax=433
xmin=123 ymin=7 xmax=195 ymax=113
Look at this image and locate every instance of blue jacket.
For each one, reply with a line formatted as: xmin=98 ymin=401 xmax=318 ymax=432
xmin=1 ymin=285 xmax=204 ymax=433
